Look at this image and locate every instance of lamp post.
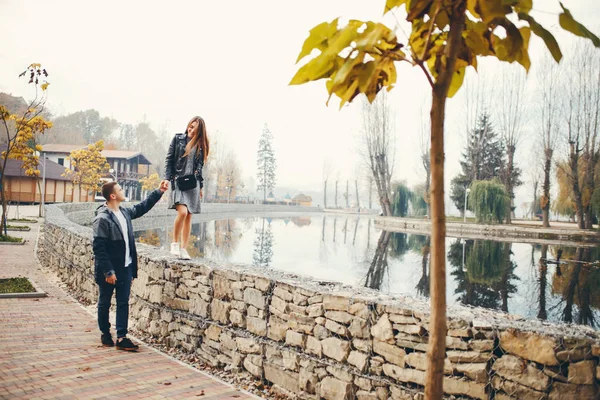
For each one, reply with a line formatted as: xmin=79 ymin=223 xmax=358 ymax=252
xmin=463 ymin=187 xmax=471 ymax=223
xmin=109 ymin=168 xmax=117 ymax=183
xmin=41 ymin=152 xmax=46 ymax=217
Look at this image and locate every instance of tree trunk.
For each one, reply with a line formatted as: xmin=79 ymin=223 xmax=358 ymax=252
xmin=542 ymin=148 xmax=552 ymax=227
xmin=0 ymin=181 xmax=7 ymax=235
xmin=532 ymin=180 xmax=538 ymax=221
xmin=425 ymin=4 xmax=465 ymax=398
xmin=584 ymin=154 xmax=596 ymax=229
xmin=369 ymin=178 xmax=373 ymax=209
xmin=569 ymin=142 xmax=585 ymax=228
xmin=346 ymin=180 xmax=349 ymax=207
xmin=36 ymin=178 xmax=43 ymax=217
xmin=426 ymin=85 xmax=449 ymax=400
xmin=335 ymin=181 xmax=338 ymax=208
xmin=376 ymin=156 xmax=392 ymax=216
xmin=504 ymin=145 xmax=515 ymax=224
xmin=355 ymin=180 xmax=360 ymax=209
xmin=324 ymin=180 xmax=327 ymax=208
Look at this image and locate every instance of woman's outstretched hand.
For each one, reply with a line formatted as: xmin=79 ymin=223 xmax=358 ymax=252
xmin=159 ymin=180 xmax=169 ymax=192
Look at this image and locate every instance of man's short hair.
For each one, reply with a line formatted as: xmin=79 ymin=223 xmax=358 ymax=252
xmin=102 ymin=181 xmax=118 ymax=201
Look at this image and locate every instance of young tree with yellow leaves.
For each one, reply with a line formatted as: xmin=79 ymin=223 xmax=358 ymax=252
xmin=290 ymin=1 xmax=599 ymax=397
xmin=9 ymin=117 xmax=52 ymax=217
xmin=63 ymin=141 xmax=110 ymax=195
xmin=140 ymin=172 xmax=161 ymax=198
xmin=0 ymin=63 xmax=51 ymax=235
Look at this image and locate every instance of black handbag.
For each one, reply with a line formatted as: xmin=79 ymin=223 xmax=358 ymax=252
xmin=176 ymin=174 xmax=197 ymax=191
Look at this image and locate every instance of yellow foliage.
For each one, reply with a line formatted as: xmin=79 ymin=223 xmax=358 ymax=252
xmin=2 ymin=114 xmax=52 ymax=178
xmin=291 ymin=1 xmax=599 ymax=107
xmin=140 ymin=173 xmax=160 ymax=191
xmin=63 ymin=141 xmax=110 ymax=192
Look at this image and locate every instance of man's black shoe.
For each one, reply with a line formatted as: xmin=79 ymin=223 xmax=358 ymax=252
xmin=101 ymin=333 xmax=114 ymax=347
xmin=116 ymin=337 xmax=139 ymax=351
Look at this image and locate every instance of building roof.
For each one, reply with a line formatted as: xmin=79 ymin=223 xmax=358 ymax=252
xmin=40 ymin=144 xmax=85 ymax=154
xmin=101 ymin=150 xmax=151 ymax=164
xmin=293 ymin=194 xmax=312 ymax=202
xmin=1 ymin=145 xmax=70 ymax=181
xmin=41 ymin=144 xmax=151 ymax=164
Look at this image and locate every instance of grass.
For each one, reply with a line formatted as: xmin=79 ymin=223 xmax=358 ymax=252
xmin=446 ymin=216 xmax=477 ymax=223
xmin=8 ymin=218 xmax=37 ymax=223
xmin=7 ymin=225 xmax=29 ymax=229
xmin=0 ymin=235 xmax=23 ymax=242
xmin=0 ymin=277 xmax=36 ymax=294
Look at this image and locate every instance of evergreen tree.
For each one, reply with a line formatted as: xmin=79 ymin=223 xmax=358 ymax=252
xmin=450 ymin=113 xmax=506 ymax=213
xmin=256 ymin=124 xmax=276 ymax=202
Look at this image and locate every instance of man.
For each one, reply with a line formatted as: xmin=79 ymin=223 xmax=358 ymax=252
xmin=93 ymin=180 xmax=168 ymax=351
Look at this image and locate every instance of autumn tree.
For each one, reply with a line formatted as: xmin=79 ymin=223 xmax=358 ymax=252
xmin=495 ymin=65 xmax=526 ymax=223
xmin=535 ymin=54 xmax=562 ymax=227
xmin=290 ymin=1 xmax=599 ymax=397
xmin=64 ymin=140 xmax=110 ymax=193
xmin=256 ymin=124 xmax=276 ymax=202
xmin=10 ymin=117 xmax=52 ymax=216
xmin=0 ymin=63 xmax=51 ymax=234
xmin=220 ymin=150 xmax=243 ymax=203
xmin=323 ymin=159 xmax=333 ymax=208
xmin=555 ymin=160 xmax=577 ymax=220
xmin=358 ymin=91 xmax=395 ymax=216
xmin=140 ymin=172 xmax=161 ymax=196
xmin=560 ymin=43 xmax=600 ymax=229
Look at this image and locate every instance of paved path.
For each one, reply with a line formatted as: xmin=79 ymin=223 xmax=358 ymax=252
xmin=0 ymin=221 xmax=259 ymax=399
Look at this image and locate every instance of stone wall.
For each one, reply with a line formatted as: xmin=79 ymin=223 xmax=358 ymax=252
xmin=39 ymin=203 xmax=600 ymax=400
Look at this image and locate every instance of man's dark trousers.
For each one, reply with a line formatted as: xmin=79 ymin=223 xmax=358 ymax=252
xmin=97 ymin=266 xmax=133 ymax=338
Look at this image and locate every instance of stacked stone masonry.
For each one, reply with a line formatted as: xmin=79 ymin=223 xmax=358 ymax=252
xmin=39 ymin=204 xmax=600 ymax=400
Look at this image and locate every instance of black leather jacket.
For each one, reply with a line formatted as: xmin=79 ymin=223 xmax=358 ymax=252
xmin=164 ymin=133 xmax=204 ymax=188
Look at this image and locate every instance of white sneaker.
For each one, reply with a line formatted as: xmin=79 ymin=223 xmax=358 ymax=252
xmin=170 ymin=242 xmax=180 ymax=256
xmin=179 ymin=248 xmax=191 ymax=260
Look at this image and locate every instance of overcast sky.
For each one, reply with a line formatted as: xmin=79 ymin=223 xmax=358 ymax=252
xmin=1 ymin=0 xmax=599 ymax=212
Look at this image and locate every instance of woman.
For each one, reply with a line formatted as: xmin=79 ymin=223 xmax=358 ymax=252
xmin=162 ymin=116 xmax=209 ymax=259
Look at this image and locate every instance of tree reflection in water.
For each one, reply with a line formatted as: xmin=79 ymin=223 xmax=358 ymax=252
xmin=448 ymin=239 xmax=518 ymax=312
xmin=537 ymin=244 xmax=548 ymax=321
xmin=363 ymin=231 xmax=431 ymax=295
xmin=252 ymin=217 xmax=274 ymax=267
xmin=364 ymin=230 xmax=392 ymax=290
xmin=414 ymin=236 xmax=431 ymax=298
xmin=549 ymin=246 xmax=600 ymax=327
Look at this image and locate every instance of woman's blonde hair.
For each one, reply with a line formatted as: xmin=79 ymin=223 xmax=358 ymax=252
xmin=183 ymin=116 xmax=209 ymax=164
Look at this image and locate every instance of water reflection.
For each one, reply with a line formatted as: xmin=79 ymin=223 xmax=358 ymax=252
xmin=364 ymin=231 xmax=391 ymax=290
xmin=550 ymin=247 xmax=600 ymax=327
xmin=134 ymin=215 xmax=600 ymax=329
xmin=253 ymin=218 xmax=274 ymax=267
xmin=448 ymin=239 xmax=519 ymax=312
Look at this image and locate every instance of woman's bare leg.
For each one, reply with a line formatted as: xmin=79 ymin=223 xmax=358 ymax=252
xmin=181 ymin=212 xmax=193 ymax=248
xmin=173 ymin=205 xmax=188 ymax=244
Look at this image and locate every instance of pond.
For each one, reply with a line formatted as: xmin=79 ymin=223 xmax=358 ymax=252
xmin=134 ymin=215 xmax=600 ymax=329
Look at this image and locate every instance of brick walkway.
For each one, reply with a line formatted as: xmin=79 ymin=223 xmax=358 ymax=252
xmin=0 ymin=221 xmax=258 ymax=399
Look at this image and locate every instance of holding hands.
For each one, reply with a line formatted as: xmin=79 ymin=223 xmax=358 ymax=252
xmin=159 ymin=180 xmax=169 ymax=193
